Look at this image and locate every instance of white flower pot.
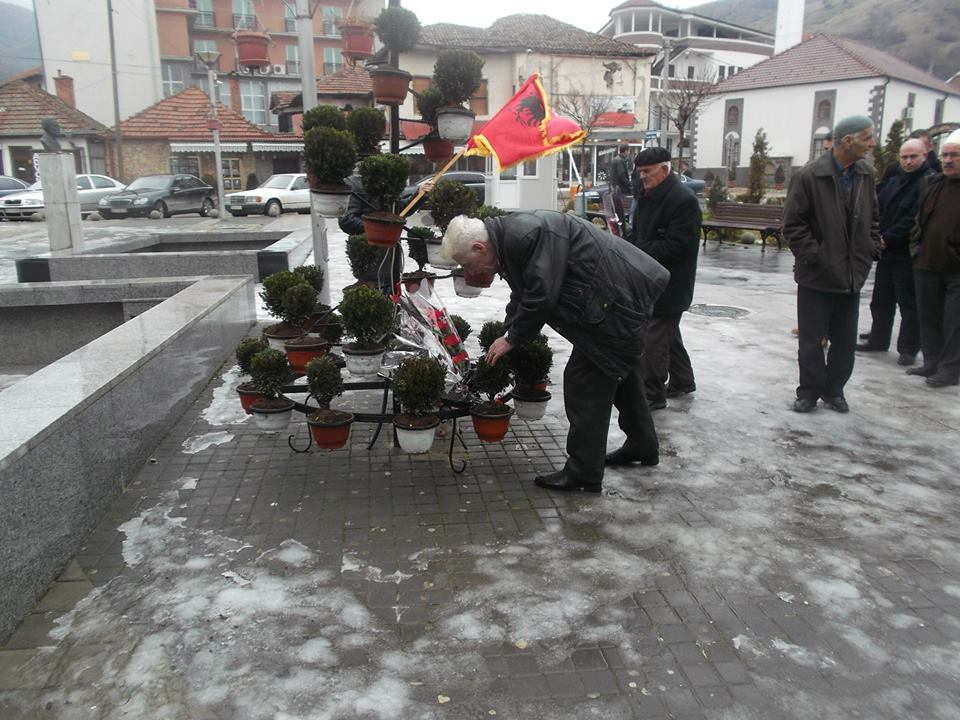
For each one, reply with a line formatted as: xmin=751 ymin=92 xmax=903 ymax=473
xmin=512 ymin=390 xmax=551 ymax=420
xmin=395 ymin=423 xmax=439 ymax=454
xmin=436 ymin=107 xmax=476 ymax=142
xmin=427 ymin=242 xmax=457 ymax=269
xmin=251 ymin=403 xmax=294 ymax=432
xmin=310 ymin=188 xmax=350 ymax=218
xmin=453 ymin=275 xmax=483 ymax=298
xmin=343 ymin=344 xmax=385 ymax=379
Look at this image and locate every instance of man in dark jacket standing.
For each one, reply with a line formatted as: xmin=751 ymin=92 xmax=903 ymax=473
xmin=907 ymin=129 xmax=960 ymax=388
xmin=608 ymin=143 xmax=632 ymax=231
xmin=784 ymin=115 xmax=882 ymax=413
xmin=440 ymin=211 xmax=670 ymax=493
xmin=857 ymin=138 xmax=932 ymax=365
xmin=628 ymin=147 xmax=702 ymax=409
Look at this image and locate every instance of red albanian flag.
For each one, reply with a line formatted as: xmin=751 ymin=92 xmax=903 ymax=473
xmin=464 ymin=73 xmax=587 ymax=171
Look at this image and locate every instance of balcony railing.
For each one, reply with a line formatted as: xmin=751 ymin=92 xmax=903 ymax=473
xmin=285 ymin=18 xmax=296 ymax=32
xmin=323 ymin=62 xmax=342 ymax=75
xmin=193 ymin=11 xmax=215 ymax=28
xmin=233 ymin=13 xmax=256 ymax=30
xmin=285 ymin=61 xmax=300 ymax=76
xmin=322 ymin=21 xmax=341 ymax=38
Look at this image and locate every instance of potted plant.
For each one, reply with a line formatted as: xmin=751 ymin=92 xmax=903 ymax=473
xmin=346 ymin=233 xmax=400 ymax=290
xmin=235 ymin=336 xmax=269 ymax=413
xmin=339 ymin=3 xmax=375 ymax=59
xmin=359 ymin=152 xmax=410 ymax=247
xmin=304 ymin=125 xmax=357 ymax=216
xmin=391 ymin=355 xmax=447 ymax=453
xmin=248 ymin=348 xmax=296 ymax=432
xmin=347 ymin=107 xmax=386 ymax=157
xmin=310 ymin=304 xmax=344 ymax=344
xmin=433 ymin=49 xmax=484 ymax=142
xmin=302 ymin=104 xmax=347 ymax=133
xmin=472 ymin=204 xmax=507 ymax=220
xmin=402 ymin=226 xmax=437 ymax=293
xmin=305 ymin=355 xmax=354 ymax=449
xmin=235 ymin=30 xmax=270 ymax=70
xmin=478 ymin=320 xmax=505 ymax=352
xmin=452 ymin=267 xmax=483 ymax=298
xmin=339 ymin=284 xmax=396 ymax=378
xmin=468 ymin=356 xmax=513 ymax=442
xmin=428 ymin=179 xmax=478 ymax=234
xmin=450 ymin=315 xmax=471 ymax=342
xmin=282 ymin=283 xmax=330 ymax=374
xmin=508 ymin=335 xmax=553 ymax=420
xmin=369 ymin=7 xmax=420 ymax=105
xmin=292 ymin=264 xmax=324 ymax=293
xmin=416 ymin=87 xmax=455 ymax=163
xmin=260 ymin=270 xmax=308 ymax=349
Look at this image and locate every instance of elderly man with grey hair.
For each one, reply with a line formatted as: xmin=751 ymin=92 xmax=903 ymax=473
xmin=784 ymin=114 xmax=882 ymax=413
xmin=441 ymin=211 xmax=669 ymax=493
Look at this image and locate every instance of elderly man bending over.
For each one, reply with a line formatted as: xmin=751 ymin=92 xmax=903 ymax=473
xmin=441 ymin=211 xmax=669 ymax=493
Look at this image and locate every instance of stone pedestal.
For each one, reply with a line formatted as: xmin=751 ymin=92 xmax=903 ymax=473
xmin=310 ymin=194 xmax=330 ymax=305
xmin=38 ymin=152 xmax=83 ymax=253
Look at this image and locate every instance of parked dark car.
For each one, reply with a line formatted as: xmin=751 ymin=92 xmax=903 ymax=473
xmin=399 ymin=171 xmax=485 ymax=209
xmin=0 ymin=176 xmax=29 ymax=199
xmin=98 ymin=174 xmax=215 ymax=218
xmin=581 ymin=173 xmax=705 ymax=203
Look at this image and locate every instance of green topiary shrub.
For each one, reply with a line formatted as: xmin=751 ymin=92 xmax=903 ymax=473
xmin=471 ymin=204 xmax=506 ymax=220
xmin=339 ymin=284 xmax=396 ymax=349
xmin=508 ymin=335 xmax=552 ymax=389
xmin=417 ymin=86 xmax=444 ymax=125
xmin=433 ymin=49 xmax=484 ymax=106
xmin=281 ymin=283 xmax=318 ymax=329
xmin=478 ymin=320 xmax=506 ymax=352
xmin=250 ymin=348 xmax=293 ymax=398
xmin=305 ymin=355 xmax=344 ymax=409
xmin=260 ymin=270 xmax=303 ymax=320
xmin=405 ymin=225 xmax=435 ymax=270
xmin=706 ymin=178 xmax=728 ymax=213
xmin=359 ymin=153 xmax=410 ymax=213
xmin=292 ymin=264 xmax=324 ymax=292
xmin=347 ymin=107 xmax=386 ymax=157
xmin=392 ymin=355 xmax=447 ymax=417
xmin=373 ymin=6 xmax=421 ymax=53
xmin=469 ymin=356 xmax=511 ymax=403
xmin=313 ymin=308 xmax=344 ymax=343
xmin=304 ymin=126 xmax=357 ymax=188
xmin=450 ymin=314 xmax=471 ymax=341
xmin=302 ymin=105 xmax=347 ymax=133
xmin=236 ymin=336 xmax=269 ymax=376
xmin=428 ymin=179 xmax=478 ymax=232
xmin=346 ymin=233 xmax=390 ymax=280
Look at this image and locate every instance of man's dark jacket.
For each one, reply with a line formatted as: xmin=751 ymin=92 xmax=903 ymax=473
xmin=783 ymin=152 xmax=882 ymax=293
xmin=877 ymin=163 xmax=932 ymax=254
xmin=484 ymin=210 xmax=669 ymax=381
xmin=628 ymin=173 xmax=701 ymax=317
xmin=338 ymin=175 xmax=377 ymax=236
xmin=608 ymin=154 xmax=631 ymax=194
xmin=910 ymin=173 xmax=960 ymax=273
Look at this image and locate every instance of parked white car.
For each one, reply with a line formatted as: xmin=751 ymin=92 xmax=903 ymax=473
xmin=226 ymin=173 xmax=310 ymax=216
xmin=0 ymin=174 xmax=125 ymax=220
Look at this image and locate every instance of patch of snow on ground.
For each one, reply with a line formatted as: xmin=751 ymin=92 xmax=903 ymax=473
xmin=181 ymin=430 xmax=233 ymax=454
xmin=201 ymin=366 xmax=250 ymax=426
xmin=770 ymin=638 xmax=837 ymax=668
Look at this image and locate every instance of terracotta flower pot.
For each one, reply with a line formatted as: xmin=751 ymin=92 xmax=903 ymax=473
xmin=340 ymin=23 xmax=374 ymax=58
xmin=307 ymin=409 xmax=354 ymax=450
xmin=370 ymin=68 xmax=412 ymax=106
xmin=422 ymin=138 xmax=455 ymax=164
xmin=235 ymin=31 xmax=270 ymax=69
xmin=237 ymin=381 xmax=264 ymax=414
xmin=362 ymin=212 xmax=405 ymax=247
xmin=284 ymin=336 xmax=330 ymax=374
xmin=264 ymin=322 xmax=302 ymax=351
xmin=470 ymin=403 xmax=514 ymax=442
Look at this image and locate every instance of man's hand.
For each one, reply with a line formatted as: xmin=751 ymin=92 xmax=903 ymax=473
xmin=420 ymin=178 xmax=436 ymax=194
xmin=485 ymin=336 xmax=513 ymax=365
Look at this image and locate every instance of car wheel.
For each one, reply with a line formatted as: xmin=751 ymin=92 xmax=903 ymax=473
xmin=155 ymin=201 xmax=170 ymax=218
xmin=265 ymin=199 xmax=281 ymax=217
xmin=100 ymin=210 xmax=113 ymax=219
xmin=229 ymin=211 xmax=246 ymax=217
xmin=200 ymin=197 xmax=214 ymax=217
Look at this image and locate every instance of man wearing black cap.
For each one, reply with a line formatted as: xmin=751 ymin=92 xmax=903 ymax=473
xmin=628 ymin=147 xmax=702 ymax=409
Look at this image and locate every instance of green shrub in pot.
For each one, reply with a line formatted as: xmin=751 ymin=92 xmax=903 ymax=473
xmin=450 ymin=315 xmax=471 ymax=342
xmin=405 ymin=225 xmax=435 ymax=272
xmin=428 ymin=179 xmax=478 ymax=233
xmin=347 ymin=106 xmax=386 ymax=157
xmin=507 ymin=334 xmax=552 ymax=391
xmin=248 ymin=348 xmax=296 ymax=430
xmin=302 ymin=105 xmax=347 ymax=133
xmin=236 ymin=336 xmax=269 ymax=377
xmin=373 ymin=6 xmax=421 ymax=52
xmin=392 ymin=355 xmax=447 ymax=452
xmin=359 ymin=152 xmax=410 ymax=216
xmin=304 ymin=126 xmax=357 ymax=195
xmin=339 ymin=284 xmax=396 ymax=378
xmin=433 ymin=49 xmax=484 ymax=107
xmin=305 ymin=355 xmax=355 ymax=451
xmin=478 ymin=320 xmax=506 ymax=353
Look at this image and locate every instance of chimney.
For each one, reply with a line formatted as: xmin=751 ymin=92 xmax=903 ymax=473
xmin=774 ymin=0 xmax=805 ymax=55
xmin=54 ymin=71 xmax=75 ymax=108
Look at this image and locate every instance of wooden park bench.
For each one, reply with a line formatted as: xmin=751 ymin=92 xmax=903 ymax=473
xmin=702 ymin=201 xmax=784 ymax=252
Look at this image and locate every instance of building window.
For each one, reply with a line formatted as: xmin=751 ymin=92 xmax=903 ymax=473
xmin=233 ymin=0 xmax=255 ymax=29
xmin=240 ymin=79 xmax=267 ymax=124
xmin=687 ymin=65 xmax=695 ymax=79
xmin=161 ymin=62 xmax=185 ymax=97
xmin=469 ymin=80 xmax=488 ymax=116
xmin=722 ymin=131 xmax=740 ymax=180
xmin=169 ymin=155 xmax=200 ymax=177
xmin=323 ymin=47 xmax=342 ymax=74
xmin=193 ymin=39 xmax=218 ymax=68
xmin=728 ymin=66 xmax=736 ymax=76
xmin=221 ymin=157 xmax=241 ymax=190
xmin=726 ymin=105 xmax=739 ymax=126
xmin=323 ymin=7 xmax=342 ymax=37
xmin=286 ymin=45 xmax=300 ymax=75
xmin=195 ymin=75 xmax=229 ymax=105
xmin=191 ymin=0 xmax=214 ymax=27
xmin=285 ymin=4 xmax=296 ymax=32
xmin=817 ymin=99 xmax=831 ymax=121
xmin=668 ymin=64 xmax=675 ymax=78
xmin=935 ymin=98 xmax=945 ymax=125
xmin=718 ymin=66 xmax=725 ymax=80
xmin=520 ymin=158 xmax=538 ymax=177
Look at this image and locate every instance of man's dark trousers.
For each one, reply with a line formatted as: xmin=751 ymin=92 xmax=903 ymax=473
xmin=914 ymin=269 xmax=960 ymax=381
xmin=867 ymin=252 xmax=919 ymax=353
xmin=563 ymin=347 xmax=659 ymax=482
xmin=797 ymin=286 xmax=860 ymax=400
xmin=642 ymin=315 xmax=695 ymax=401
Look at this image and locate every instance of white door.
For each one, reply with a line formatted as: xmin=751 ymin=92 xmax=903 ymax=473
xmin=288 ymin=175 xmax=310 ymax=210
xmin=486 ymin=158 xmax=518 ymax=210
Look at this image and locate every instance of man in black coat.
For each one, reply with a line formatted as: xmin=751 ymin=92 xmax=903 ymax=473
xmin=628 ymin=147 xmax=702 ymax=409
xmin=784 ymin=115 xmax=882 ymax=413
xmin=440 ymin=211 xmax=670 ymax=493
xmin=608 ymin=143 xmax=632 ymax=231
xmin=857 ymin=138 xmax=932 ymax=365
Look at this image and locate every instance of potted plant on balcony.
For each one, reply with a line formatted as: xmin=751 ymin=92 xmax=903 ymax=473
xmin=347 ymin=107 xmax=386 ymax=157
xmin=468 ymin=356 xmax=513 ymax=442
xmin=417 ymin=87 xmax=454 ymax=163
xmin=235 ymin=335 xmax=269 ymax=413
xmin=304 ymin=125 xmax=357 ymax=217
xmin=433 ymin=49 xmax=484 ymax=142
xmin=508 ymin=334 xmax=553 ymax=420
xmin=339 ymin=284 xmax=396 ymax=378
xmin=302 ymin=104 xmax=347 ymax=133
xmin=282 ymin=283 xmax=330 ymax=374
xmin=249 ymin=348 xmax=296 ymax=432
xmin=359 ymin=152 xmax=410 ymax=247
xmin=235 ymin=29 xmax=271 ymax=70
xmin=340 ymin=2 xmax=375 ymax=59
xmin=391 ymin=355 xmax=447 ymax=453
xmin=305 ymin=355 xmax=354 ymax=449
xmin=260 ymin=270 xmax=308 ymax=349
xmin=369 ymin=6 xmax=420 ymax=105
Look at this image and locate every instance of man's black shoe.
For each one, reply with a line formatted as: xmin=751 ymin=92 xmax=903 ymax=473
xmin=906 ymin=365 xmax=938 ymax=377
xmin=793 ymin=396 xmax=817 ymax=413
xmin=534 ymin=469 xmax=601 ymax=493
xmin=925 ymin=373 xmax=959 ymax=388
xmin=897 ymin=353 xmax=917 ymax=366
xmin=823 ymin=395 xmax=849 ymax=413
xmin=605 ymin=446 xmax=659 ymax=467
xmin=647 ymin=397 xmax=667 ymax=410
xmin=665 ymin=384 xmax=696 ymax=398
xmin=856 ymin=343 xmax=885 ymax=352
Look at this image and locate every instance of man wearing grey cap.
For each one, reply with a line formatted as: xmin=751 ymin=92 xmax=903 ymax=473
xmin=784 ymin=115 xmax=882 ymax=413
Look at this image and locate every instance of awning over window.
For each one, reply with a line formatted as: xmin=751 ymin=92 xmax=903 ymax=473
xmin=251 ymin=142 xmax=304 ymax=152
xmin=170 ymin=142 xmax=248 ymax=153
xmin=377 ymin=140 xmax=467 ymax=156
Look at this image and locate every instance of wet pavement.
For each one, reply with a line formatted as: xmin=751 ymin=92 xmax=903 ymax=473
xmin=2 ymin=229 xmax=959 ymax=719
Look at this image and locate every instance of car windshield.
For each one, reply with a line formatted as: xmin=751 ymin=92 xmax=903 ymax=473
xmin=126 ymin=176 xmax=171 ymax=191
xmin=261 ymin=175 xmax=294 ymax=189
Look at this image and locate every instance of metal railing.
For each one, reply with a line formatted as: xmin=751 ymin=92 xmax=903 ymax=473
xmin=285 ymin=61 xmax=300 ymax=76
xmin=233 ymin=13 xmax=256 ymax=30
xmin=193 ymin=11 xmax=215 ymax=27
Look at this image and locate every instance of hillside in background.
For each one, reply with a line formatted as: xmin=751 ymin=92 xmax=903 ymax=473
xmin=691 ymin=0 xmax=960 ymax=80
xmin=0 ymin=1 xmax=41 ymax=83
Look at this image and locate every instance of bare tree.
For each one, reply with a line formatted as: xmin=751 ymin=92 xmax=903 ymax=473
xmin=554 ymin=85 xmax=611 ymax=182
xmin=657 ymin=66 xmax=719 ymax=165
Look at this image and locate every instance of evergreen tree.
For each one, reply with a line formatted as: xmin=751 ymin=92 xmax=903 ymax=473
xmin=745 ymin=128 xmax=770 ymax=204
xmin=873 ymin=120 xmax=905 ymax=181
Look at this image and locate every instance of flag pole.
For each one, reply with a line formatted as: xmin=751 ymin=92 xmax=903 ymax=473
xmin=399 ymin=149 xmax=467 ymax=218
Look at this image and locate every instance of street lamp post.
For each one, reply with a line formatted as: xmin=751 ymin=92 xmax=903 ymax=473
xmin=196 ymin=50 xmax=227 ymax=219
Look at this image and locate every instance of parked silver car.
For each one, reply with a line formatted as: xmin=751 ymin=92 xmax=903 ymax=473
xmin=0 ymin=174 xmax=125 ymax=220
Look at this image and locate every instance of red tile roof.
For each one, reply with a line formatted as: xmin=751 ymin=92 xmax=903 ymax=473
xmin=0 ymin=80 xmax=110 ymax=137
xmin=418 ymin=14 xmax=652 ymax=58
xmin=714 ymin=34 xmax=959 ymax=96
xmin=119 ymin=86 xmax=282 ymax=141
xmin=316 ymin=63 xmax=373 ymax=96
xmin=595 ymin=112 xmax=637 ymax=128
xmin=270 ymin=91 xmax=299 ymax=112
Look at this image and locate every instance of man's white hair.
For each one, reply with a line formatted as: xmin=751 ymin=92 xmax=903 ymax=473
xmin=441 ymin=215 xmax=488 ymax=263
xmin=945 ymin=128 xmax=960 ymax=147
